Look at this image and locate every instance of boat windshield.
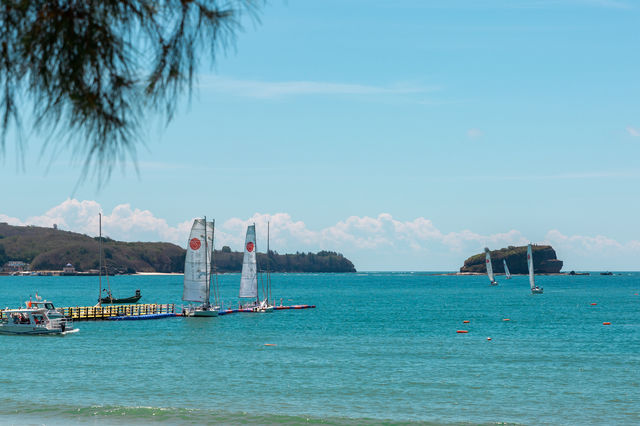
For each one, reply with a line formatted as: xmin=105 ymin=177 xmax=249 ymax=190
xmin=44 ymin=303 xmax=55 ymax=310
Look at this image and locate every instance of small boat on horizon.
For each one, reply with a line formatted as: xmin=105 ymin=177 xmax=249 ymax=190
xmin=485 ymin=247 xmax=498 ymax=286
xmin=182 ymin=218 xmax=220 ymax=317
xmin=503 ymin=259 xmax=512 ymax=279
xmin=528 ymin=243 xmax=543 ymax=294
xmin=96 ymin=213 xmax=142 ymax=305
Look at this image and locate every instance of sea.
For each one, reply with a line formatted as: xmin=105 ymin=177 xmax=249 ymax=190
xmin=0 ymin=272 xmax=638 ymax=425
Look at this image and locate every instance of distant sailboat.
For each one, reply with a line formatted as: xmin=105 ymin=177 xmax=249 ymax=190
xmin=182 ymin=218 xmax=220 ymax=317
xmin=503 ymin=259 xmax=512 ymax=279
xmin=239 ymin=224 xmax=274 ymax=313
xmin=97 ymin=213 xmax=141 ymax=305
xmin=485 ymin=247 xmax=498 ymax=286
xmin=528 ymin=243 xmax=543 ymax=294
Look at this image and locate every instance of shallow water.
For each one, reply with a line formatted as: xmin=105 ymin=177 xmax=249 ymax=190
xmin=0 ymin=272 xmax=638 ymax=425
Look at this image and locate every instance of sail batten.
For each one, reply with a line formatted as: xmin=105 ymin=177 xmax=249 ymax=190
xmin=183 ymin=219 xmax=213 ymax=303
xmin=485 ymin=247 xmax=495 ymax=283
xmin=240 ymin=224 xmax=258 ymax=299
xmin=527 ymin=243 xmax=535 ymax=290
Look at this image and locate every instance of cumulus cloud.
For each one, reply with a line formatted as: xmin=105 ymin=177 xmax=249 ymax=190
xmin=3 ymin=200 xmax=640 ymax=269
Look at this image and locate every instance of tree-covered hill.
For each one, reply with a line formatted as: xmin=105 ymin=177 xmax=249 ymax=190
xmin=0 ymin=223 xmax=356 ymax=273
xmin=460 ymin=245 xmax=563 ymax=274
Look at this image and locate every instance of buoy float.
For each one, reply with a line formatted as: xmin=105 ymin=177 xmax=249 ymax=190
xmin=590 ymin=303 xmax=597 ymax=306
xmin=456 ymin=330 xmax=469 ymax=334
xmin=503 ymin=318 xmax=510 ymax=321
xmin=487 ymin=337 xmax=492 ymax=341
xmin=602 ymin=322 xmax=611 ymax=325
xmin=463 ymin=320 xmax=470 ymax=323
xmin=264 ymin=343 xmax=277 ymax=346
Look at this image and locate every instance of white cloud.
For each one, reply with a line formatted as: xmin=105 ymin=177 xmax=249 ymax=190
xmin=4 ymin=200 xmax=640 ymax=270
xmin=199 ymin=75 xmax=438 ymax=99
xmin=627 ymin=126 xmax=640 ymax=137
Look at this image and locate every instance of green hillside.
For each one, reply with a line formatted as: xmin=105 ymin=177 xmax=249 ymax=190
xmin=0 ymin=223 xmax=356 ymax=273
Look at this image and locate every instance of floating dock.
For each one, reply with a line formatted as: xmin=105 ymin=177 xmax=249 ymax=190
xmin=0 ymin=303 xmax=316 ymax=322
xmin=51 ymin=303 xmax=314 ymax=320
xmin=218 ymin=304 xmax=316 ymax=316
xmin=62 ymin=304 xmax=177 ymax=321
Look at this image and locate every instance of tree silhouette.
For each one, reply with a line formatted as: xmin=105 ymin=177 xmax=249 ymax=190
xmin=0 ymin=0 xmax=258 ymax=181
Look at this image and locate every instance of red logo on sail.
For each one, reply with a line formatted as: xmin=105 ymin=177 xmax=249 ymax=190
xmin=246 ymin=242 xmax=254 ymax=252
xmin=190 ymin=238 xmax=201 ymax=250
xmin=486 ymin=259 xmax=489 ymax=263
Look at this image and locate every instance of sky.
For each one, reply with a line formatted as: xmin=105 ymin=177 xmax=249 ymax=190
xmin=2 ymin=0 xmax=640 ymax=270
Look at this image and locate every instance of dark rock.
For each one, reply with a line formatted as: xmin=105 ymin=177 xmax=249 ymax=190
xmin=460 ymin=245 xmax=563 ymax=274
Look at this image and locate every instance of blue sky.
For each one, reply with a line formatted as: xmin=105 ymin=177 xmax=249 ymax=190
xmin=2 ymin=0 xmax=640 ymax=270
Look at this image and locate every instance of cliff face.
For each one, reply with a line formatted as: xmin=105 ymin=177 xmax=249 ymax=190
xmin=460 ymin=245 xmax=563 ymax=274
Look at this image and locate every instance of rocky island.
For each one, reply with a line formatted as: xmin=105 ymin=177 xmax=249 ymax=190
xmin=460 ymin=245 xmax=563 ymax=274
xmin=0 ymin=223 xmax=356 ymax=274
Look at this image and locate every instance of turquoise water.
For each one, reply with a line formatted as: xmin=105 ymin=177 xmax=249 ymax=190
xmin=1 ymin=272 xmax=639 ymax=425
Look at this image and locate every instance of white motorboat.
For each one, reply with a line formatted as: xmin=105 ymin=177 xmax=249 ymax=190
xmin=0 ymin=299 xmax=77 ymax=335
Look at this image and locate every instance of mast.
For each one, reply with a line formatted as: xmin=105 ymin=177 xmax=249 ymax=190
xmin=98 ymin=213 xmax=102 ymax=306
xmin=204 ymin=217 xmax=210 ymax=307
xmin=255 ymin=222 xmax=260 ymax=304
xmin=267 ymin=221 xmax=271 ymax=304
xmin=527 ymin=243 xmax=535 ymax=289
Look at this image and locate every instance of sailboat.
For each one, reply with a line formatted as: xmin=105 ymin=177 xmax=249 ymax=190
xmin=239 ymin=223 xmax=274 ymax=313
xmin=503 ymin=259 xmax=512 ymax=279
xmin=182 ymin=218 xmax=220 ymax=317
xmin=485 ymin=247 xmax=498 ymax=286
xmin=97 ymin=213 xmax=141 ymax=305
xmin=528 ymin=243 xmax=543 ymax=294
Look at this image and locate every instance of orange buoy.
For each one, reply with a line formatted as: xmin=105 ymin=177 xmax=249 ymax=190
xmin=487 ymin=337 xmax=492 ymax=341
xmin=463 ymin=320 xmax=470 ymax=323
xmin=456 ymin=330 xmax=469 ymax=333
xmin=602 ymin=322 xmax=611 ymax=325
xmin=502 ymin=318 xmax=510 ymax=321
xmin=591 ymin=303 xmax=597 ymax=306
xmin=264 ymin=343 xmax=277 ymax=346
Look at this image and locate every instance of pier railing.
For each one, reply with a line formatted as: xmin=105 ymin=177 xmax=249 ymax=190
xmin=63 ymin=304 xmax=176 ymax=321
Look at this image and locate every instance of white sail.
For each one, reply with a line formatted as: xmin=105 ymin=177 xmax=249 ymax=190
xmin=527 ymin=243 xmax=535 ymax=290
xmin=239 ymin=224 xmax=258 ymax=299
xmin=183 ymin=219 xmax=213 ymax=303
xmin=503 ymin=259 xmax=511 ymax=278
xmin=485 ymin=247 xmax=495 ymax=283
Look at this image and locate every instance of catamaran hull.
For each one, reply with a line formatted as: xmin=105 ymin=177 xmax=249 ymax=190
xmin=183 ymin=307 xmax=219 ymax=317
xmin=185 ymin=310 xmax=219 ymax=317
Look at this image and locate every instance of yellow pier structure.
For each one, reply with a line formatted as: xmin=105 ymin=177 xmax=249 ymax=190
xmin=62 ymin=304 xmax=177 ymax=321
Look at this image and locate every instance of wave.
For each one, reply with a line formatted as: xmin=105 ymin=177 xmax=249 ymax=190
xmin=0 ymin=402 xmax=483 ymax=425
